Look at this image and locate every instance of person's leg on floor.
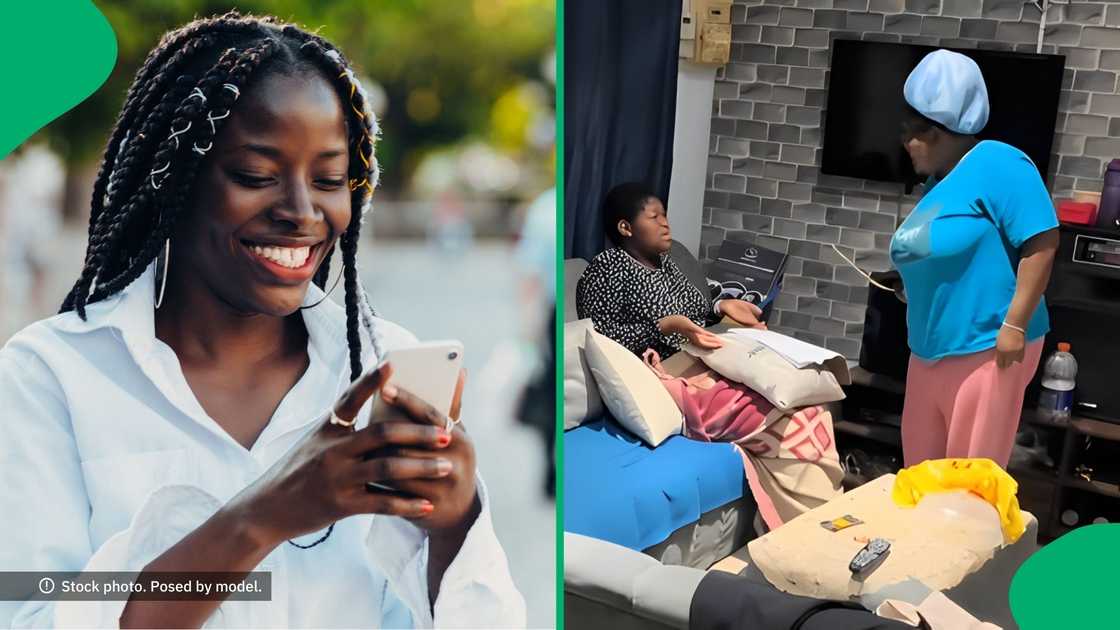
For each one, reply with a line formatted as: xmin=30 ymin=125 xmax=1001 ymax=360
xmin=901 ymin=354 xmax=950 ymax=466
xmin=946 ymin=340 xmax=1045 ymax=466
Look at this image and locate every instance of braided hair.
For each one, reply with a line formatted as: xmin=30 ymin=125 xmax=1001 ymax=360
xmin=61 ymin=11 xmax=383 ymax=383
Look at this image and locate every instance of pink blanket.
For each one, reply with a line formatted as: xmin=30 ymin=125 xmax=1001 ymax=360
xmin=644 ymin=350 xmax=844 ymax=531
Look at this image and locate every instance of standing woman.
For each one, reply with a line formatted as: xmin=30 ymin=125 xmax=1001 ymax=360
xmin=576 ymin=182 xmax=765 ymax=359
xmin=891 ymin=50 xmax=1059 ymax=468
xmin=0 ymin=13 xmax=523 ymax=628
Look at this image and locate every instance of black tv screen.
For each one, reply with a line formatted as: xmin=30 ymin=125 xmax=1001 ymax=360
xmin=821 ymin=40 xmax=1065 ymax=187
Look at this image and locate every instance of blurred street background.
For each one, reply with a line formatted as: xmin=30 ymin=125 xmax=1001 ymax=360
xmin=0 ymin=1 xmax=556 ymax=627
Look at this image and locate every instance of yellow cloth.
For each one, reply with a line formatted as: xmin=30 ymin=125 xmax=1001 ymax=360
xmin=892 ymin=458 xmax=1025 ymax=543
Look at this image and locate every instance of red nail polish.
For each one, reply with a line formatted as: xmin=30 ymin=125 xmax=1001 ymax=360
xmin=418 ymin=502 xmax=434 ymax=514
xmin=436 ymin=433 xmax=451 ymax=447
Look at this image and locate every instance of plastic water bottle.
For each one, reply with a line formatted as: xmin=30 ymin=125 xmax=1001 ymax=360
xmin=1097 ymin=159 xmax=1120 ymax=231
xmin=1038 ymin=343 xmax=1078 ymax=422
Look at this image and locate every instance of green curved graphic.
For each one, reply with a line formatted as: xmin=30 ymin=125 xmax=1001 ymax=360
xmin=0 ymin=2 xmax=116 ymax=158
xmin=1010 ymin=524 xmax=1120 ymax=628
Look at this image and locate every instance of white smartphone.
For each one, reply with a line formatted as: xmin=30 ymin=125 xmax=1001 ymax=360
xmin=375 ymin=340 xmax=464 ymax=420
xmin=366 ymin=340 xmax=464 ymax=494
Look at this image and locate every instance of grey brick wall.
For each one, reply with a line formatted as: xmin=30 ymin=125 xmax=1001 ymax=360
xmin=701 ymin=0 xmax=1120 ymax=359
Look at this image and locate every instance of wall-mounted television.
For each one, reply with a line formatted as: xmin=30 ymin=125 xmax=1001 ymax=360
xmin=821 ymin=39 xmax=1065 ymax=187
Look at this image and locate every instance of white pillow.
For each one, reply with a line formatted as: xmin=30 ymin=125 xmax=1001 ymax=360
xmin=564 ymin=320 xmax=604 ymax=429
xmin=685 ymin=334 xmax=845 ymax=411
xmin=582 ymin=329 xmax=683 ymax=446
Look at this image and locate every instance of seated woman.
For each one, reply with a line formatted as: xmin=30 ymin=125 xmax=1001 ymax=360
xmin=576 ymin=182 xmax=764 ymax=357
xmin=579 ymin=184 xmax=842 ymax=532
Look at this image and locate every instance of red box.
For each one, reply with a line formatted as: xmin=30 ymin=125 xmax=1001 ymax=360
xmin=1057 ymin=200 xmax=1098 ymax=226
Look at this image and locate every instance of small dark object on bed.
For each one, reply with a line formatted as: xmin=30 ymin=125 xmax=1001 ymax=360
xmin=849 ymin=538 xmax=891 ymax=578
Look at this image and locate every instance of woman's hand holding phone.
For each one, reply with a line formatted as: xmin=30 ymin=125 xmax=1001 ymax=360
xmin=718 ymin=299 xmax=768 ymax=330
xmin=232 ymin=362 xmax=477 ymax=549
xmin=375 ymin=372 xmax=479 ymax=532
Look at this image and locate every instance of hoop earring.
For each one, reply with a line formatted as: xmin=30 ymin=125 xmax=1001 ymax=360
xmin=154 ymin=238 xmax=170 ymax=309
xmin=300 ymin=248 xmax=343 ymax=309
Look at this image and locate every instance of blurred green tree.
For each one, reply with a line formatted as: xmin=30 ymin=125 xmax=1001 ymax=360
xmin=43 ymin=0 xmax=554 ymax=219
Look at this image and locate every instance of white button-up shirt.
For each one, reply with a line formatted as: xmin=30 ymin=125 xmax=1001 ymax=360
xmin=0 ymin=263 xmax=526 ymax=628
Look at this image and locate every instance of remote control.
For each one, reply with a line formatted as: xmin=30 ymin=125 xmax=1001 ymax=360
xmin=849 ymin=538 xmax=891 ymax=576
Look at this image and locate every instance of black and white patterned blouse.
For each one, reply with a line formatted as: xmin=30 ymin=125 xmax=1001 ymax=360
xmin=576 ymin=247 xmax=715 ymax=357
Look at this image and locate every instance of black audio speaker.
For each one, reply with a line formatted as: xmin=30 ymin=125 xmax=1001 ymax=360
xmin=1030 ymin=225 xmax=1120 ymax=422
xmin=859 ymin=270 xmax=910 ymax=382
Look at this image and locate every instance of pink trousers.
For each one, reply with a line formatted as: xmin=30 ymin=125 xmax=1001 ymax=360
xmin=901 ymin=339 xmax=1044 ymax=468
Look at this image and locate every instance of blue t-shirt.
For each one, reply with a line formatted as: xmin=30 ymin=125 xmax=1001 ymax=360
xmin=889 ymin=140 xmax=1058 ymax=361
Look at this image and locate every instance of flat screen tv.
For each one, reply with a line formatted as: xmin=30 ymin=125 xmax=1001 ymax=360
xmin=821 ymin=40 xmax=1065 ymax=187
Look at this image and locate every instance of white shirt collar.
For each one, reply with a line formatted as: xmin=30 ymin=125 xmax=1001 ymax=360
xmin=52 ymin=260 xmax=360 ymax=369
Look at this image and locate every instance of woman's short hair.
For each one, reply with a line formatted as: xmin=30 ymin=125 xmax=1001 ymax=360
xmin=602 ymin=182 xmax=658 ymax=246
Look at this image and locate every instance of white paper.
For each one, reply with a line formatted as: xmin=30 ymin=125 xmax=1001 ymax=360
xmin=723 ymin=329 xmax=851 ymax=385
xmin=724 ymin=328 xmax=841 ymax=368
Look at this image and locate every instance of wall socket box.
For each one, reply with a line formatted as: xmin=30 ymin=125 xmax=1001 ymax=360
xmin=680 ymin=12 xmax=696 ymax=58
xmin=681 ymin=0 xmax=731 ymax=65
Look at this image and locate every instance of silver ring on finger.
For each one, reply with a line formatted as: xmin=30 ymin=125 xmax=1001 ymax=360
xmin=330 ymin=411 xmax=357 ymax=428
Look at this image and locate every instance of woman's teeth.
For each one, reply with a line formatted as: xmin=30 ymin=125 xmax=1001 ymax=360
xmin=248 ymin=244 xmax=311 ymax=269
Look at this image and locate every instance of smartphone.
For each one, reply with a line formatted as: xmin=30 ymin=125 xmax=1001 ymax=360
xmin=366 ymin=340 xmax=464 ymax=494
xmin=373 ymin=340 xmax=465 ymax=421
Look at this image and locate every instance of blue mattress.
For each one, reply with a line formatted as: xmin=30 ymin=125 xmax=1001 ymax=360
xmin=564 ymin=418 xmax=746 ymax=551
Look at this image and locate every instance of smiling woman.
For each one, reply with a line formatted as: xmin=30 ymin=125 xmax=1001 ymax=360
xmin=0 ymin=11 xmax=524 ymax=629
xmin=175 ymin=70 xmax=349 ymax=312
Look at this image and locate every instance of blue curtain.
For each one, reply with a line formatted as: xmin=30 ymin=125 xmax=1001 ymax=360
xmin=564 ymin=0 xmax=682 ymax=260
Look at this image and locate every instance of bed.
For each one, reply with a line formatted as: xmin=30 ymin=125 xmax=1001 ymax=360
xmin=564 ymin=416 xmax=757 ymax=569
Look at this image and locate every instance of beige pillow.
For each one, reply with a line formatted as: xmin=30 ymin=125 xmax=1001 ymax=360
xmin=685 ymin=334 xmax=845 ymax=410
xmin=582 ymin=329 xmax=683 ymax=446
xmin=564 ymin=319 xmax=604 ymax=430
